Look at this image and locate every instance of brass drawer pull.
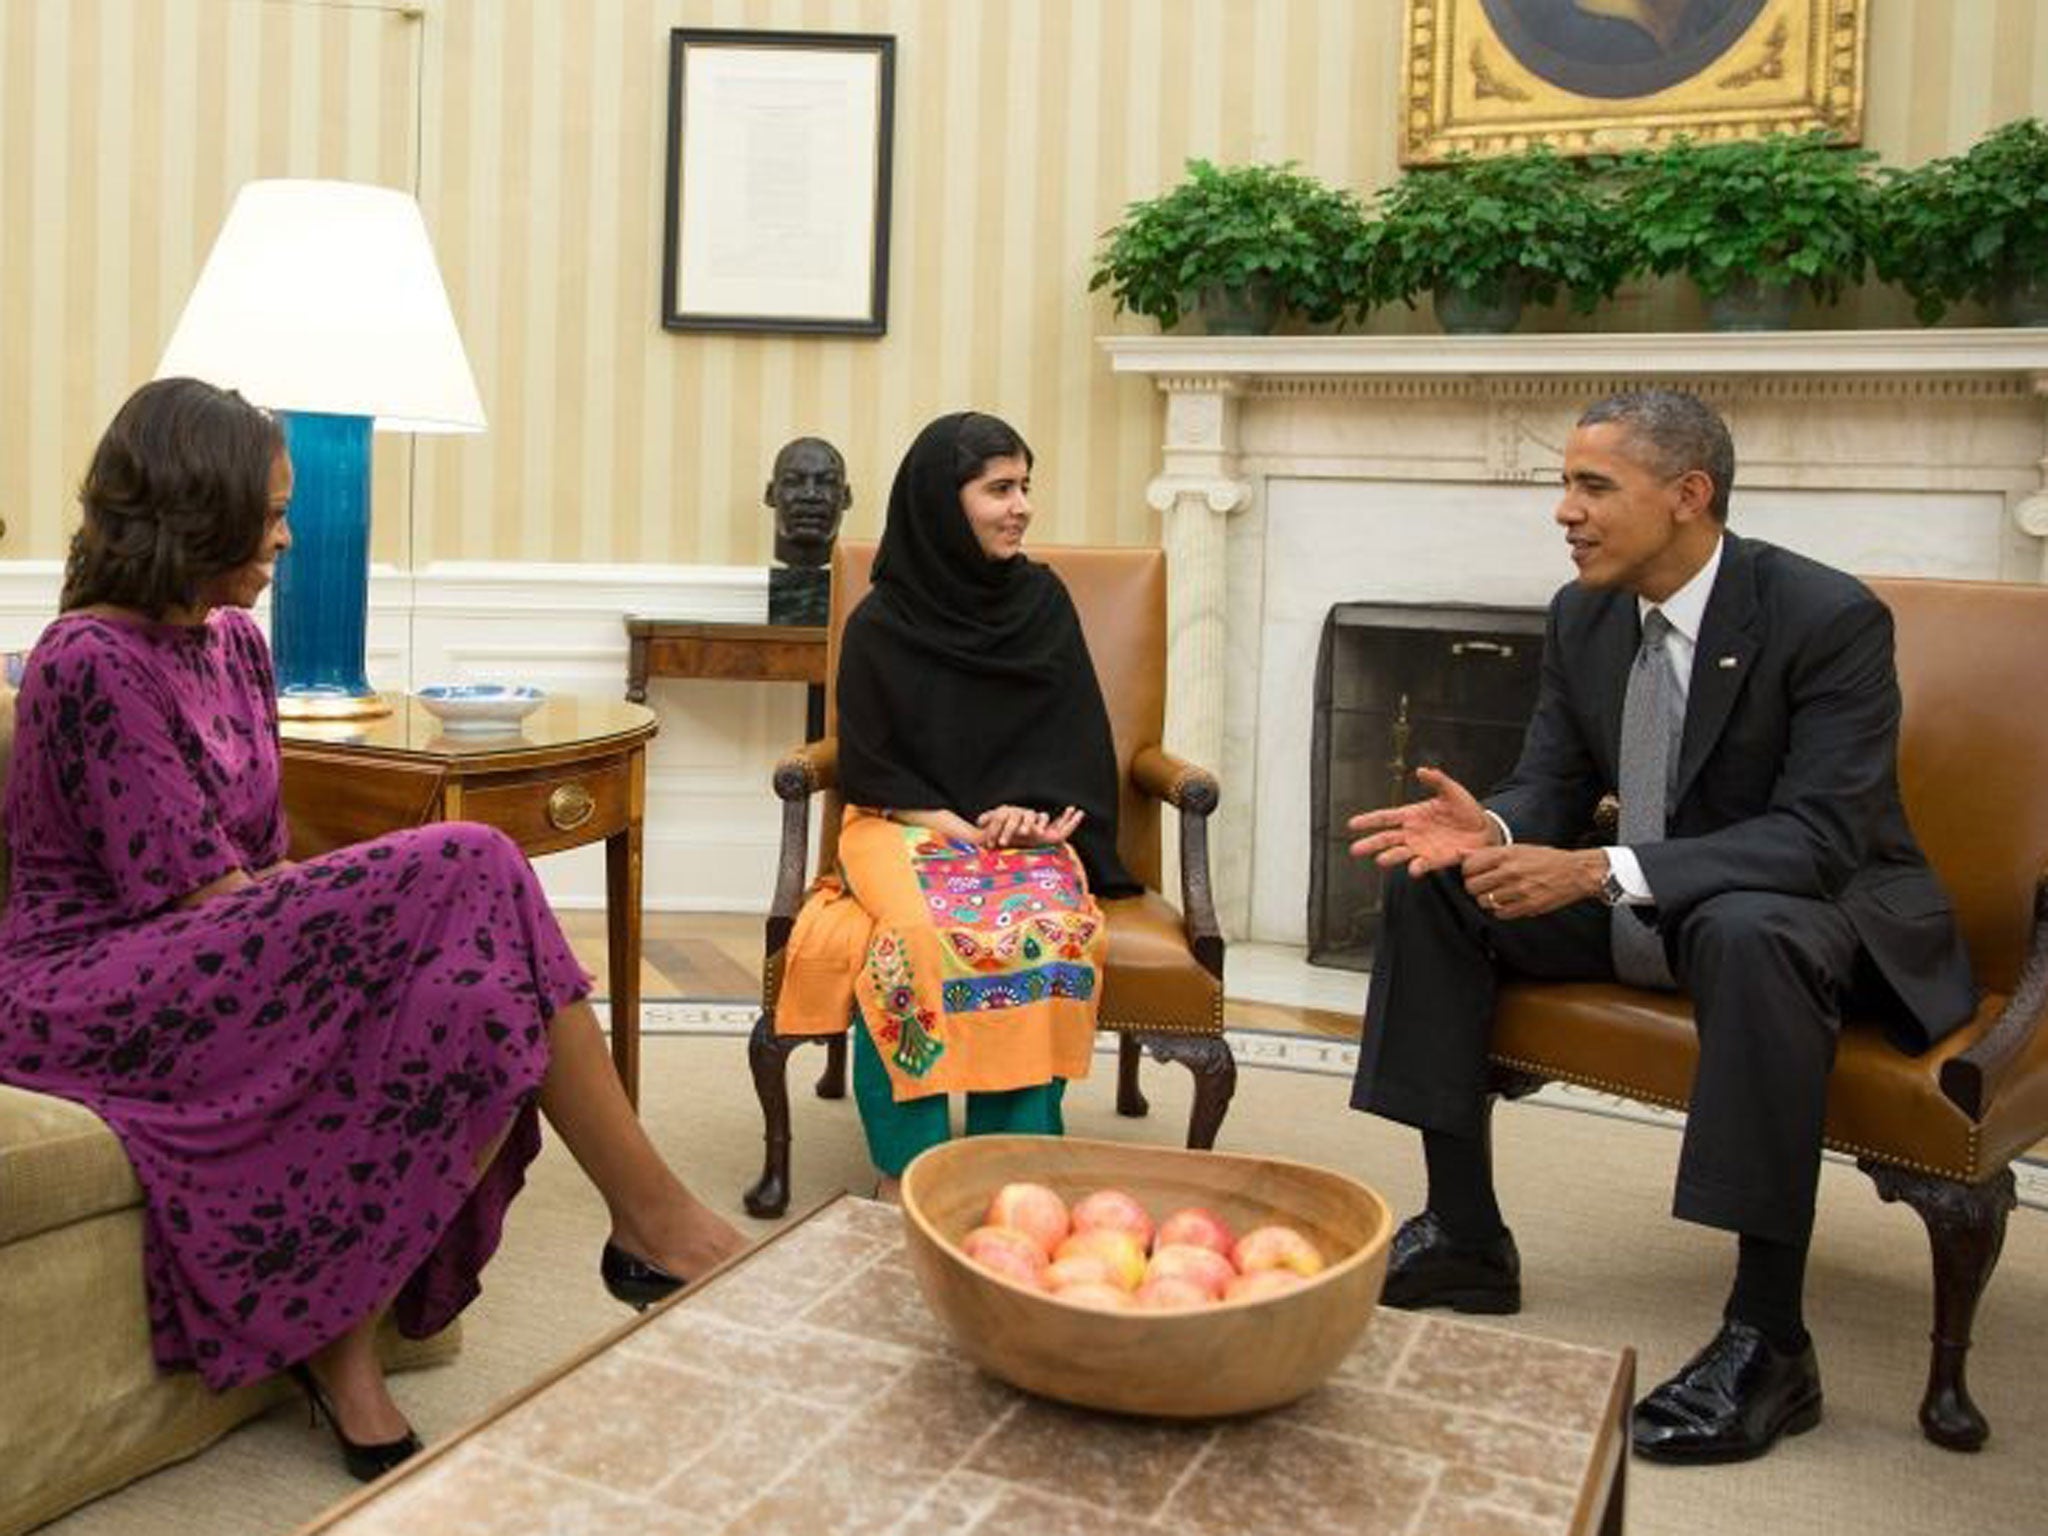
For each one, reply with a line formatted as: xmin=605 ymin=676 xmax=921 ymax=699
xmin=548 ymin=783 xmax=596 ymax=831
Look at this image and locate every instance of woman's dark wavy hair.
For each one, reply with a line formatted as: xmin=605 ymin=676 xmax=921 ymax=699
xmin=951 ymin=412 xmax=1033 ymax=487
xmin=61 ymin=377 xmax=283 ymax=617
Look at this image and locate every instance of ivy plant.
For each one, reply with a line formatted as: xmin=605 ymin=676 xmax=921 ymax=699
xmin=1616 ymin=131 xmax=1876 ymax=302
xmin=1088 ymin=159 xmax=1368 ymax=330
xmin=1872 ymin=118 xmax=2048 ymax=322
xmin=1351 ymin=146 xmax=1632 ymax=315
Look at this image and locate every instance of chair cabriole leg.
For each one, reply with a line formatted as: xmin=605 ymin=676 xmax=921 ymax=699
xmin=1116 ymin=1033 xmax=1148 ymax=1118
xmin=816 ymin=1033 xmax=848 ymax=1099
xmin=743 ymin=1011 xmax=800 ymax=1217
xmin=1862 ymin=1160 xmax=2016 ymax=1451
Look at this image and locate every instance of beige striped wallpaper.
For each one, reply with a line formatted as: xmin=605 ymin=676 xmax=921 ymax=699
xmin=3 ymin=0 xmax=2046 ymax=570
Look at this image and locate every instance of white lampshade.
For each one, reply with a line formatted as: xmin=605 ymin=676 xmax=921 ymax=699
xmin=157 ymin=179 xmax=485 ymax=434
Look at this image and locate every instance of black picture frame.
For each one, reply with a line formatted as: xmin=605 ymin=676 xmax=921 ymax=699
xmin=661 ymin=28 xmax=895 ymax=335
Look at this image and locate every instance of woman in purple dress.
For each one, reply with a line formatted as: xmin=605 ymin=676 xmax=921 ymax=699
xmin=0 ymin=379 xmax=746 ymax=1480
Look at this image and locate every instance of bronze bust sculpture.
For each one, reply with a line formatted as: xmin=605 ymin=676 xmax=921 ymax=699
xmin=765 ymin=437 xmax=850 ymax=625
xmin=766 ymin=437 xmax=852 ymax=569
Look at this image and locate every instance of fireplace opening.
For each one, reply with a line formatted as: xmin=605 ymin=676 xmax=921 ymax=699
xmin=1308 ymin=602 xmax=1545 ymax=970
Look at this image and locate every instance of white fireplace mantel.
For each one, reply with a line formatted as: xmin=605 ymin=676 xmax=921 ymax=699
xmin=1105 ymin=328 xmax=2048 ymax=380
xmin=1102 ymin=330 xmax=2048 ymax=943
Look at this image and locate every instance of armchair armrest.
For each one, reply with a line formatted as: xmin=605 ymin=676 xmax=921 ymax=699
xmin=1130 ymin=745 xmax=1219 ymax=816
xmin=772 ymin=738 xmax=838 ymax=802
xmin=1131 ymin=746 xmax=1224 ymax=980
xmin=1939 ymin=878 xmax=2048 ymax=1120
xmin=764 ymin=738 xmax=839 ymax=993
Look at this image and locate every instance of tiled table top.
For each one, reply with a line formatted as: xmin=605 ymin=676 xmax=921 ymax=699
xmin=300 ymin=1197 xmax=1631 ymax=1536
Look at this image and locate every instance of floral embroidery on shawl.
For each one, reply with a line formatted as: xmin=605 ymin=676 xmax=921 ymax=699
xmin=866 ymin=830 xmax=1099 ymax=1080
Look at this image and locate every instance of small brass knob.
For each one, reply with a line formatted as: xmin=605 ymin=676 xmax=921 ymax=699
xmin=547 ymin=783 xmax=595 ymax=831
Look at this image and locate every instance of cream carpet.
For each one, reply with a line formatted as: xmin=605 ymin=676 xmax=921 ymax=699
xmin=36 ymin=1031 xmax=2048 ymax=1536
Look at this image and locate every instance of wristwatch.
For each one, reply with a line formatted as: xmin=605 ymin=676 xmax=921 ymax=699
xmin=1599 ymin=867 xmax=1629 ymax=907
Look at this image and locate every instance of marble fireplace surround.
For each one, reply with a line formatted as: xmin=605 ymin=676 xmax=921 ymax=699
xmin=1103 ymin=332 xmax=2048 ymax=945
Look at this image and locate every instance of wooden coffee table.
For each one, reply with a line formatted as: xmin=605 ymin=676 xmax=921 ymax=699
xmin=295 ymin=1197 xmax=1631 ymax=1536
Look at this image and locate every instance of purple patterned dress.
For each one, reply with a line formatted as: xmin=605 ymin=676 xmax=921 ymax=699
xmin=0 ymin=611 xmax=587 ymax=1390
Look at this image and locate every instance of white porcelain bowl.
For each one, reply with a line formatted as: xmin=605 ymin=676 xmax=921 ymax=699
xmin=413 ymin=683 xmax=545 ymax=733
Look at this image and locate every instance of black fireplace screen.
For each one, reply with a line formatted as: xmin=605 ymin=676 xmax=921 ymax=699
xmin=1308 ymin=602 xmax=1545 ymax=970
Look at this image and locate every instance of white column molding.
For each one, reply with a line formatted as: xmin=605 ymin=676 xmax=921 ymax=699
xmin=2016 ymin=373 xmax=2048 ymax=583
xmin=1141 ymin=379 xmax=1252 ymax=919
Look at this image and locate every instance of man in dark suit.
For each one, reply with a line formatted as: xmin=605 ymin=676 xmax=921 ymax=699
xmin=1347 ymin=389 xmax=1974 ymax=1463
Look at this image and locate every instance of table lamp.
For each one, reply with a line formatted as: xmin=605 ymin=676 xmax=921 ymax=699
xmin=157 ymin=180 xmax=485 ymax=718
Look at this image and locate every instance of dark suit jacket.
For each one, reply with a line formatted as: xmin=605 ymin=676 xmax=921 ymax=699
xmin=1485 ymin=532 xmax=1975 ymax=1048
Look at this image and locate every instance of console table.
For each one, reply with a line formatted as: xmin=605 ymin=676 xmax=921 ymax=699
xmin=279 ymin=695 xmax=657 ymax=1105
xmin=623 ymin=617 xmax=827 ymax=738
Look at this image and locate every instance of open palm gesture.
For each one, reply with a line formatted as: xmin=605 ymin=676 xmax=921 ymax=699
xmin=1346 ymin=767 xmax=1495 ymax=875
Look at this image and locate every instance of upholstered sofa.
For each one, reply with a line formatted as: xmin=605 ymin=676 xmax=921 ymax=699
xmin=0 ymin=673 xmax=455 ymax=1535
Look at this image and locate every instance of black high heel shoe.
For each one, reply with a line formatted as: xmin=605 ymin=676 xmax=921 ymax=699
xmin=600 ymin=1240 xmax=687 ymax=1310
xmin=287 ymin=1362 xmax=423 ymax=1483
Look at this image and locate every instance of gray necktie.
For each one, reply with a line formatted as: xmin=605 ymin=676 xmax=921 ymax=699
xmin=1612 ymin=608 xmax=1680 ymax=989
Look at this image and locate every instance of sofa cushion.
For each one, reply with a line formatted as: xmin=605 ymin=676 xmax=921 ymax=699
xmin=0 ymin=1086 xmax=143 ymax=1245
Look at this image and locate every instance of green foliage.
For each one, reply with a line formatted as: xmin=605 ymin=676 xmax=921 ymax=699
xmin=1617 ymin=132 xmax=1875 ymax=302
xmin=1088 ymin=159 xmax=1368 ymax=329
xmin=1353 ymin=147 xmax=1631 ymax=314
xmin=1873 ymin=118 xmax=2048 ymax=322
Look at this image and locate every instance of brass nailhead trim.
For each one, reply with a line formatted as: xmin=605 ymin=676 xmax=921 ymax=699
xmin=1488 ymin=1053 xmax=1980 ymax=1183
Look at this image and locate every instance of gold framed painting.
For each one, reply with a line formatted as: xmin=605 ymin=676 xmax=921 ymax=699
xmin=1401 ymin=0 xmax=1866 ymax=164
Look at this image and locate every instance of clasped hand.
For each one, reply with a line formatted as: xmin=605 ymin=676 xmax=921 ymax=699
xmin=902 ymin=804 xmax=1085 ymax=848
xmin=977 ymin=804 xmax=1084 ymax=848
xmin=1346 ymin=766 xmax=1603 ymax=920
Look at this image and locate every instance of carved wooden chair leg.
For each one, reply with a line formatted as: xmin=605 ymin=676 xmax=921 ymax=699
xmin=1122 ymin=1033 xmax=1237 ymax=1149
xmin=1862 ymin=1160 xmax=2017 ymax=1450
xmin=816 ymin=1033 xmax=848 ymax=1099
xmin=1115 ymin=1032 xmax=1148 ymax=1118
xmin=743 ymin=1011 xmax=802 ymax=1218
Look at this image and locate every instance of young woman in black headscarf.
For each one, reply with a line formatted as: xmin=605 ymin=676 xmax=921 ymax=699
xmin=778 ymin=412 xmax=1136 ymax=1196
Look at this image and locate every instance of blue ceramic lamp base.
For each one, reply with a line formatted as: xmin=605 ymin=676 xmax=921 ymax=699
xmin=272 ymin=411 xmax=389 ymax=720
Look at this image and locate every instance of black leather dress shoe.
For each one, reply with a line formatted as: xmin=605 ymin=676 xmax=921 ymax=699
xmin=1631 ymin=1320 xmax=1823 ymax=1464
xmin=1380 ymin=1211 xmax=1521 ymax=1314
xmin=600 ymin=1240 xmax=687 ymax=1310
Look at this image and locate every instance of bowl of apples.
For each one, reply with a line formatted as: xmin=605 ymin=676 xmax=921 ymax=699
xmin=898 ymin=1134 xmax=1393 ymax=1418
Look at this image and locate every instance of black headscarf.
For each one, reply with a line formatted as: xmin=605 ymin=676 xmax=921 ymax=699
xmin=836 ymin=412 xmax=1137 ymax=896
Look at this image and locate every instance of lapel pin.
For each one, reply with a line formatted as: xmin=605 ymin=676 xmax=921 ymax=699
xmin=1716 ymin=655 xmax=1739 ymax=669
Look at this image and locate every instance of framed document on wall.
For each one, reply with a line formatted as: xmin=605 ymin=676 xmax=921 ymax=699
xmin=1401 ymin=0 xmax=1866 ymax=164
xmin=662 ymin=29 xmax=895 ymax=334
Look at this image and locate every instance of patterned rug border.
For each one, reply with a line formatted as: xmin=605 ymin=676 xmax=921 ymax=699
xmin=601 ymin=1001 xmax=2048 ymax=1212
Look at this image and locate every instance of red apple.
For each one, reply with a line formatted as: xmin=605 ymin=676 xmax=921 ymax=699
xmin=1232 ymin=1224 xmax=1326 ymax=1277
xmin=984 ymin=1181 xmax=1070 ymax=1258
xmin=1144 ymin=1242 xmax=1237 ymax=1298
xmin=1155 ymin=1206 xmax=1236 ymax=1259
xmin=1052 ymin=1227 xmax=1147 ymax=1291
xmin=1052 ymin=1281 xmax=1135 ymax=1310
xmin=1045 ymin=1253 xmax=1117 ymax=1290
xmin=1070 ymin=1188 xmax=1155 ymax=1252
xmin=1224 ymin=1268 xmax=1308 ymax=1303
xmin=1134 ymin=1275 xmax=1214 ymax=1310
xmin=962 ymin=1224 xmax=1050 ymax=1286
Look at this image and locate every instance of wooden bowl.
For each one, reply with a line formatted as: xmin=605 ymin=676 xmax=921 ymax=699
xmin=899 ymin=1134 xmax=1393 ymax=1418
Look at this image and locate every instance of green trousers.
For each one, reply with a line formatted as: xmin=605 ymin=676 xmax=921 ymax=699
xmin=852 ymin=1007 xmax=1066 ymax=1176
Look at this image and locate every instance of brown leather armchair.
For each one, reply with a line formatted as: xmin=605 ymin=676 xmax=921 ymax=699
xmin=1475 ymin=577 xmax=2048 ymax=1450
xmin=741 ymin=543 xmax=1236 ymax=1218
